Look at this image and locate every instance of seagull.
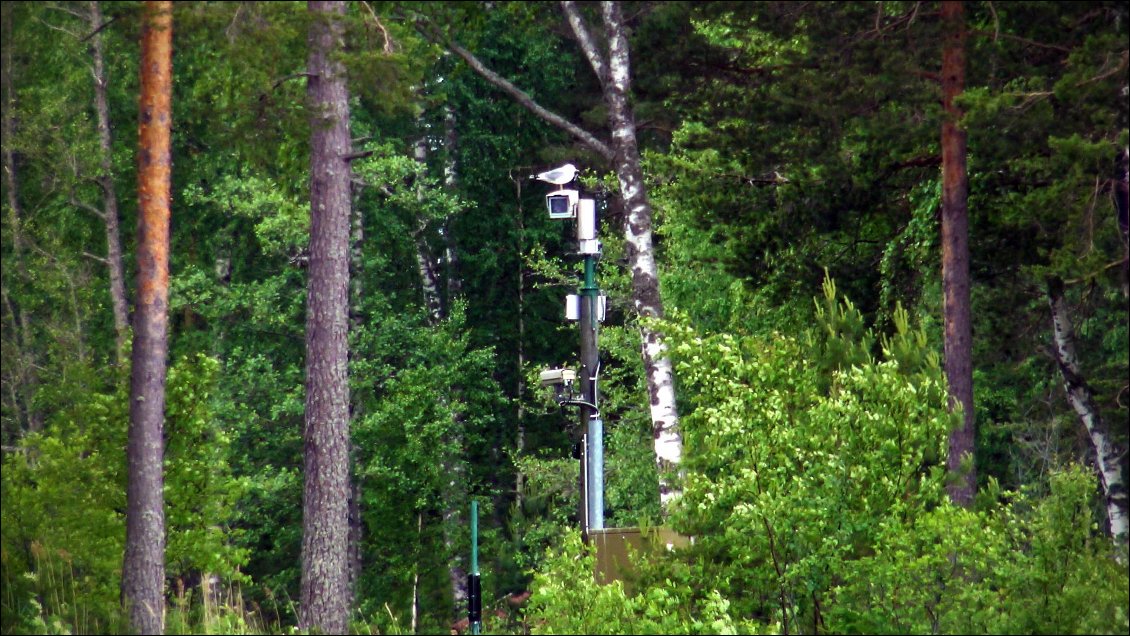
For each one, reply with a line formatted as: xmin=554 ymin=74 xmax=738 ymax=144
xmin=532 ymin=163 xmax=578 ymax=185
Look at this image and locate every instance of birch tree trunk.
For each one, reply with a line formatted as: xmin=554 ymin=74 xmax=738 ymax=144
xmin=598 ymin=1 xmax=682 ymax=507
xmin=121 ymin=2 xmax=171 ymax=632
xmin=300 ymin=2 xmax=352 ymax=632
xmin=940 ymin=0 xmax=976 ymax=507
xmin=414 ymin=136 xmax=444 ymax=323
xmin=89 ymin=0 xmax=130 ymax=361
xmin=1047 ymin=277 xmax=1129 ymax=545
xmin=443 ymin=104 xmax=463 ymax=306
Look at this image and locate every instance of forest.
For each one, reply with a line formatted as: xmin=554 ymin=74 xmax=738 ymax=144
xmin=1 ymin=1 xmax=1127 ymax=634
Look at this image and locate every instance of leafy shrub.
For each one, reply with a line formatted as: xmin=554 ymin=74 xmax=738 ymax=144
xmin=524 ymin=280 xmax=1129 ymax=635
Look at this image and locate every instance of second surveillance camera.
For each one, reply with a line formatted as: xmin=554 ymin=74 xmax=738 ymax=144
xmin=539 ymin=368 xmax=576 ymax=387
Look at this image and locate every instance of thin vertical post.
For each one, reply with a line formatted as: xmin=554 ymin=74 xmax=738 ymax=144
xmin=586 ymin=415 xmax=604 ymax=530
xmin=469 ymin=500 xmax=481 ymax=634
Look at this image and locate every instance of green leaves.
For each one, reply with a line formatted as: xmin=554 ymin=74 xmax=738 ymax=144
xmin=1 ymin=355 xmax=248 ymax=634
xmin=182 ymin=176 xmax=307 ymax=258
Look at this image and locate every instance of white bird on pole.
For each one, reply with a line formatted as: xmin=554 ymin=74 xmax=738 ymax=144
xmin=532 ymin=163 xmax=578 ymax=185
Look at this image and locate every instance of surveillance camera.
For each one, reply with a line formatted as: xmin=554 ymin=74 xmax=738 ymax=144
xmin=546 ymin=189 xmax=578 ymax=219
xmin=539 ymin=368 xmax=576 ymax=387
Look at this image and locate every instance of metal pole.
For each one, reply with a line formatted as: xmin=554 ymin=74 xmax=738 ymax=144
xmin=469 ymin=500 xmax=481 ymax=634
xmin=578 ymin=199 xmax=603 ymax=532
xmin=586 ymin=415 xmax=603 ymax=530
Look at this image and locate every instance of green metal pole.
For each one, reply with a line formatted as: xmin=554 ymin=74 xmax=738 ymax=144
xmin=471 ymin=500 xmax=479 ymax=575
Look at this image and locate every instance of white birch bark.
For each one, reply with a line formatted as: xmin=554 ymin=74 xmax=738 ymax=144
xmin=597 ymin=1 xmax=683 ymax=505
xmin=414 ymin=137 xmax=444 ymax=323
xmin=443 ymin=104 xmax=463 ymax=304
xmin=1047 ymin=277 xmax=1128 ymax=545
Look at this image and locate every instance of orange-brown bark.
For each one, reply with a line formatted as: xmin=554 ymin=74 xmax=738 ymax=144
xmin=940 ymin=0 xmax=975 ymax=507
xmin=123 ymin=2 xmax=172 ymax=634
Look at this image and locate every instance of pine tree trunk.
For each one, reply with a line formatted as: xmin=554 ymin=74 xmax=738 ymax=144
xmin=1047 ymin=277 xmax=1129 ymax=544
xmin=300 ymin=2 xmax=352 ymax=632
xmin=940 ymin=0 xmax=976 ymax=507
xmin=599 ymin=1 xmax=683 ymax=507
xmin=89 ymin=0 xmax=130 ymax=361
xmin=121 ymin=2 xmax=171 ymax=632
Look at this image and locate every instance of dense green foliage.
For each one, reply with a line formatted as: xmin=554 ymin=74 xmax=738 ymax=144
xmin=530 ymin=285 xmax=1128 ymax=634
xmin=2 ymin=1 xmax=1126 ymax=634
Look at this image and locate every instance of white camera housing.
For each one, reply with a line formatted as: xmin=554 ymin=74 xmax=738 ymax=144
xmin=546 ymin=189 xmax=579 ymax=219
xmin=539 ymin=368 xmax=576 ymax=387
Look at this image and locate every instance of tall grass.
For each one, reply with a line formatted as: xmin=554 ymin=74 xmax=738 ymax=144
xmin=2 ymin=547 xmax=279 ymax=635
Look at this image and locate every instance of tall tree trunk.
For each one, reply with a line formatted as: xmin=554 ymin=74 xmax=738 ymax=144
xmin=1047 ymin=277 xmax=1129 ymax=545
xmin=598 ymin=1 xmax=682 ymax=508
xmin=442 ymin=104 xmax=462 ymax=307
xmin=940 ymin=0 xmax=975 ymax=507
xmin=89 ymin=0 xmax=130 ymax=361
xmin=413 ymin=136 xmax=444 ymax=322
xmin=300 ymin=1 xmax=352 ymax=632
xmin=121 ymin=2 xmax=172 ymax=633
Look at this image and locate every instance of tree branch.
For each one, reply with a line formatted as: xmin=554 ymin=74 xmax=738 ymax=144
xmin=342 ymin=149 xmax=374 ymax=162
xmin=270 ymin=72 xmax=313 ymax=92
xmin=1063 ymin=257 xmax=1129 ymax=285
xmin=971 ymin=29 xmax=1071 ymax=53
xmin=70 ymin=194 xmax=108 ymax=220
xmin=561 ymin=1 xmax=609 ymax=89
xmin=81 ymin=15 xmax=120 ymax=43
xmin=360 ymin=1 xmax=397 ymax=54
xmin=419 ymin=23 xmax=615 ymax=162
xmin=82 ymin=250 xmax=109 ymax=264
xmin=34 ymin=16 xmax=82 ymax=40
